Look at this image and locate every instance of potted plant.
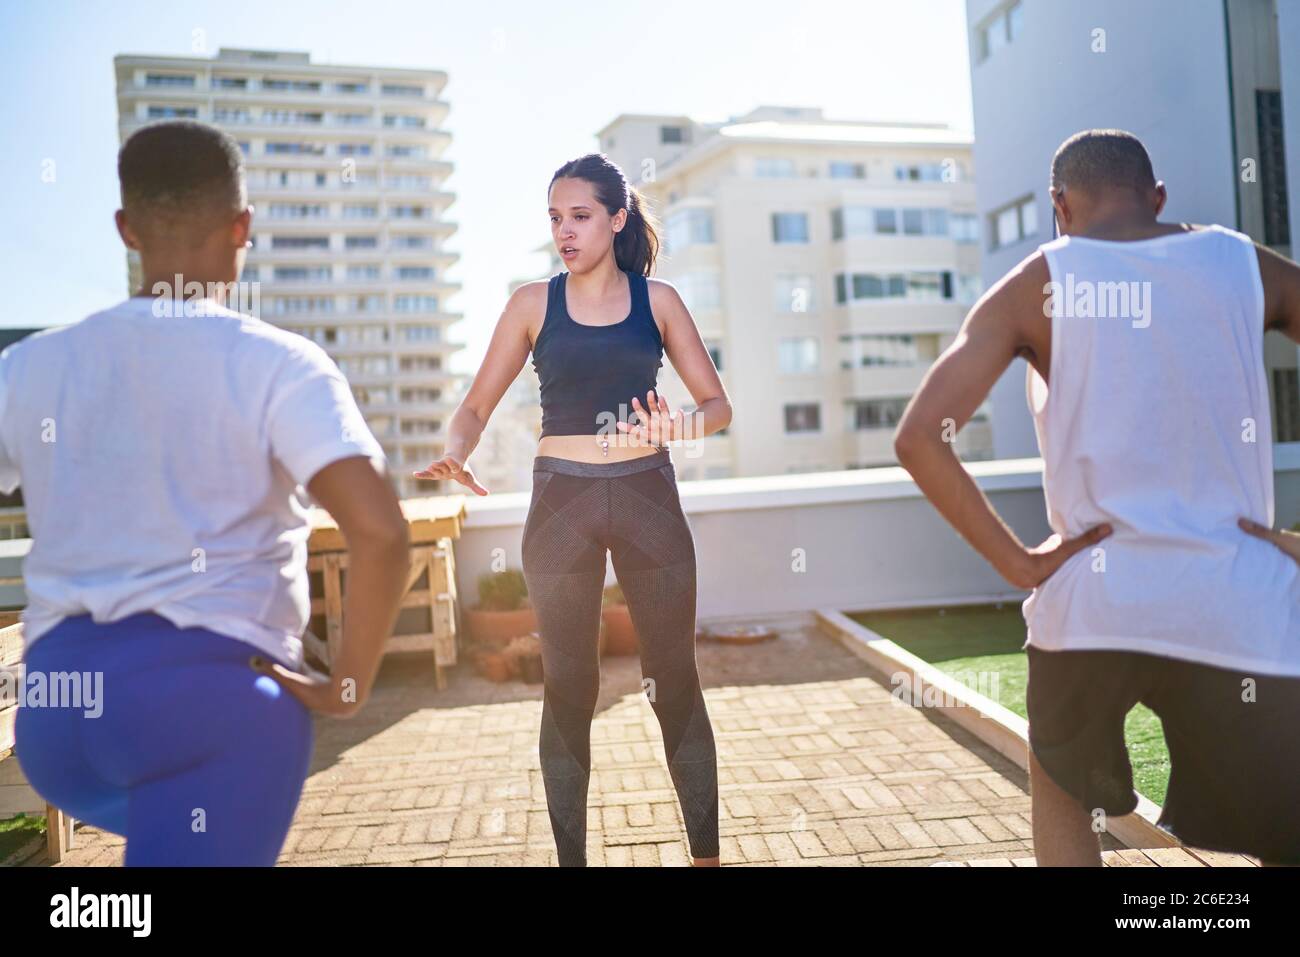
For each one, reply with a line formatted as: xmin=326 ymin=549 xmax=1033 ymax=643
xmin=600 ymin=582 xmax=639 ymax=656
xmin=471 ymin=643 xmax=517 ymax=683
xmin=465 ymin=568 xmax=537 ymax=648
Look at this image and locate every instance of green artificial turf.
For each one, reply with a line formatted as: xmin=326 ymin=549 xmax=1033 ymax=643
xmin=849 ymin=603 xmax=1170 ymax=805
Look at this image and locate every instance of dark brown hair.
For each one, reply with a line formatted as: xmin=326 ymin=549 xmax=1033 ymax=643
xmin=549 ymin=153 xmax=660 ymax=276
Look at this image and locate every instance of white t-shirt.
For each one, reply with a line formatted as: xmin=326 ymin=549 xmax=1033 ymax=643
xmin=1023 ymin=225 xmax=1300 ymax=676
xmin=0 ymin=296 xmax=386 ymax=668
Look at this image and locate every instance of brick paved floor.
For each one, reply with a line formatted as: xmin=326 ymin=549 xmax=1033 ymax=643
xmin=24 ymin=614 xmax=1151 ymax=867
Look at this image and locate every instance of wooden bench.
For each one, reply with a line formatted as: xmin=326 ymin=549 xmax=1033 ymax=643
xmin=0 ymin=621 xmax=72 ymax=864
xmin=305 ymin=495 xmax=466 ymax=689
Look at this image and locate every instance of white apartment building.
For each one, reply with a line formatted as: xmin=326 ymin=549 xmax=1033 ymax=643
xmin=596 ymin=106 xmax=989 ymax=480
xmin=967 ymin=0 xmax=1300 ymax=458
xmin=114 ymin=47 xmax=462 ymax=497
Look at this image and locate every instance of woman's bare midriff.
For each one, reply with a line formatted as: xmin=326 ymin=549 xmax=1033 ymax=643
xmin=535 ymin=434 xmax=664 ymax=463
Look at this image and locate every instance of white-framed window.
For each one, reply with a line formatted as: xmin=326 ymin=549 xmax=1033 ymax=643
xmin=756 ymin=157 xmax=797 ymax=178
xmin=660 ymin=125 xmax=687 ymax=144
xmin=346 ymin=265 xmax=381 ymax=281
xmin=977 ymin=0 xmax=1023 ymax=63
xmin=778 ymin=337 xmax=820 ymax=374
xmin=989 ymin=194 xmax=1038 ymax=250
xmin=674 ymin=271 xmax=721 ymax=313
xmin=771 ymin=212 xmax=810 ymax=244
xmin=838 ymin=334 xmax=921 ymax=369
xmin=665 ymin=208 xmax=715 ymax=251
xmin=848 ymin=397 xmax=910 ymax=431
xmin=784 ymin=403 xmax=821 ymax=434
xmin=951 ymin=212 xmax=980 ymax=243
xmin=956 ymin=274 xmax=984 ymax=304
xmin=774 ymin=274 xmax=816 ymax=314
xmin=832 ymin=205 xmax=950 ymax=240
xmin=835 ymin=270 xmax=953 ymax=304
xmin=829 ymin=161 xmax=866 ymax=179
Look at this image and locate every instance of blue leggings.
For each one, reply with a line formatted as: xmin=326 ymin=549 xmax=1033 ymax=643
xmin=15 ymin=612 xmax=313 ymax=866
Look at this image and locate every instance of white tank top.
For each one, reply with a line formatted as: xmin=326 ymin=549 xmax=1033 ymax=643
xmin=1023 ymin=224 xmax=1300 ymax=676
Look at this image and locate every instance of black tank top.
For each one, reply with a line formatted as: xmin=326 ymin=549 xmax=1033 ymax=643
xmin=531 ymin=270 xmax=664 ymax=438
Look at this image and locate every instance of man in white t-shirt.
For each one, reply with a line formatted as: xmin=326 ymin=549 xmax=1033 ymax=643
xmin=894 ymin=129 xmax=1300 ymax=867
xmin=1 ymin=120 xmax=412 ymax=865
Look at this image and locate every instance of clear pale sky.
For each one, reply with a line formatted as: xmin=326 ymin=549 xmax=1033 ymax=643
xmin=0 ymin=0 xmax=973 ymax=372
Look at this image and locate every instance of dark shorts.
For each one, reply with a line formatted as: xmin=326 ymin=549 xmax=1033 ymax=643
xmin=1026 ymin=644 xmax=1300 ymax=864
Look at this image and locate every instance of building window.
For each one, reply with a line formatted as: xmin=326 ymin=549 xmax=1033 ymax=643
xmin=266 ymin=142 xmax=326 ymax=156
xmin=951 ymin=212 xmax=980 ymax=243
xmin=145 ymin=73 xmax=195 ymax=87
xmin=848 ymin=397 xmax=910 ymax=431
xmin=989 ymin=195 xmax=1038 ymax=250
xmin=395 ymin=295 xmax=439 ymax=313
xmin=839 ymin=334 xmax=921 ymax=369
xmin=835 ymin=270 xmax=953 ymax=304
xmin=336 ymin=81 xmax=368 ymax=94
xmin=977 ymin=0 xmax=1023 ymax=63
xmin=391 ymin=234 xmax=432 ymax=249
xmin=774 ymin=274 xmax=816 ymax=313
xmin=897 ymin=161 xmax=958 ymax=182
xmin=1257 ymin=90 xmax=1291 ymax=247
xmin=829 ymin=161 xmax=866 ymax=180
xmin=778 ymin=337 xmax=820 ymax=374
xmin=146 ymin=105 xmax=198 ymax=119
xmin=705 ymin=342 xmax=723 ymax=371
xmin=660 ymin=125 xmax=686 ymax=144
xmin=337 ymin=143 xmax=373 ymax=156
xmin=263 ymin=78 xmax=321 ymax=92
xmin=756 ymin=157 xmax=797 ymax=178
xmin=665 ymin=208 xmax=715 ymax=250
xmin=1275 ymin=368 xmax=1300 ymax=442
xmin=345 ymin=235 xmax=379 ymax=249
xmin=347 ymin=265 xmax=381 ymax=281
xmin=383 ymin=114 xmax=426 ymax=128
xmin=273 ymin=266 xmax=331 ymax=281
xmin=675 ymin=272 xmax=721 ymax=313
xmin=397 ymin=266 xmax=435 ymax=279
xmin=272 ymin=235 xmax=329 ymax=249
xmin=382 ymin=83 xmax=425 ymax=97
xmin=212 ymin=76 xmax=247 ymax=89
xmin=771 ymin=212 xmax=810 ymax=244
xmin=784 ymin=403 xmax=821 ymax=433
xmin=833 ymin=205 xmax=949 ymax=240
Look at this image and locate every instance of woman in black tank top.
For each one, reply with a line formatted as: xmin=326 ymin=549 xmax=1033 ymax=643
xmin=413 ymin=153 xmax=732 ymax=866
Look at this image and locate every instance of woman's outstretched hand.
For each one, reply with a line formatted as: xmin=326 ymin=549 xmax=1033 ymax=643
xmin=616 ymin=389 xmax=685 ymax=447
xmin=1239 ymin=517 xmax=1300 ymax=565
xmin=412 ymin=454 xmax=489 ymax=495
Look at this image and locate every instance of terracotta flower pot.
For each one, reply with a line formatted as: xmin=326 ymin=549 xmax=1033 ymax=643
xmin=475 ymin=650 xmax=516 ymax=683
xmin=465 ymin=606 xmax=538 ymax=648
xmin=601 ymin=604 xmax=639 ymax=656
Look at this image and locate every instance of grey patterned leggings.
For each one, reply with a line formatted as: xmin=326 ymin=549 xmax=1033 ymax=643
xmin=520 ymin=449 xmax=719 ymax=866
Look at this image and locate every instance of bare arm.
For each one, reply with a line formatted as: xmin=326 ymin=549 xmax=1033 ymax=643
xmin=618 ymin=280 xmax=733 ymax=449
xmin=413 ymin=281 xmax=546 ymax=493
xmin=255 ymin=455 xmax=410 ymax=716
xmin=1257 ymin=243 xmax=1300 ymax=343
xmin=892 ymin=252 xmax=1110 ymax=589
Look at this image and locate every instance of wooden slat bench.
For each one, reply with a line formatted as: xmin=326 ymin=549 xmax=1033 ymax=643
xmin=0 ymin=621 xmax=72 ymax=863
xmin=306 ymin=495 xmax=466 ymax=689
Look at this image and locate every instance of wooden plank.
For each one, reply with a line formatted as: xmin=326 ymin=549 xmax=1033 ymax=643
xmin=323 ymin=554 xmax=344 ymax=666
xmin=1142 ymin=846 xmax=1207 ymax=867
xmin=0 ymin=622 xmax=23 ymax=666
xmin=0 ymin=706 xmax=15 ymax=753
xmin=1183 ymin=847 xmax=1258 ymax=867
xmin=307 ymin=495 xmax=466 ymax=553
xmin=1114 ymin=848 xmax=1158 ymax=866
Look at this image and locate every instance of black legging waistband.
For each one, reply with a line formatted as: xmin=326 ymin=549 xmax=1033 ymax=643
xmin=532 ymin=448 xmax=671 ymax=477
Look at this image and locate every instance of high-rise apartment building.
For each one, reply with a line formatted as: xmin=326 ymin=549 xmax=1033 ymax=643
xmin=596 ymin=106 xmax=988 ymax=480
xmin=114 ymin=47 xmax=461 ymax=497
xmin=966 ymin=0 xmax=1300 ymax=457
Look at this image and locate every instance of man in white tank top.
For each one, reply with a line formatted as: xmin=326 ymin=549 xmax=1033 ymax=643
xmin=894 ymin=129 xmax=1300 ymax=867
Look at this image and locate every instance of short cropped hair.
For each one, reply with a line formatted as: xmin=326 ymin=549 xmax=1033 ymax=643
xmin=1050 ymin=129 xmax=1156 ymax=196
xmin=117 ymin=120 xmax=245 ymax=229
